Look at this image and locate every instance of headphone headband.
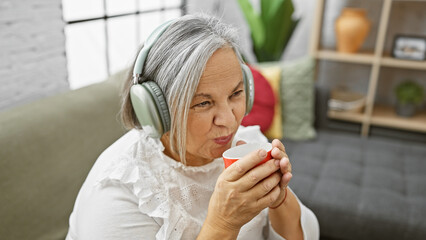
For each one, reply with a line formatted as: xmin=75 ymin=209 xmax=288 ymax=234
xmin=130 ymin=20 xmax=175 ymax=138
xmin=133 ymin=20 xmax=175 ymax=83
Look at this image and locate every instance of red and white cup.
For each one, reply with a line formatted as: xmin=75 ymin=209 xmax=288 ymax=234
xmin=222 ymin=142 xmax=273 ymax=169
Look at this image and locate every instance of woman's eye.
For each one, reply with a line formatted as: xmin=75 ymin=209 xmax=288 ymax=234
xmin=231 ymin=90 xmax=243 ymax=98
xmin=194 ymin=101 xmax=211 ymax=108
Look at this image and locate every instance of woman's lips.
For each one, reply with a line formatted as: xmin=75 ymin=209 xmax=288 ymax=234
xmin=214 ymin=134 xmax=233 ymax=145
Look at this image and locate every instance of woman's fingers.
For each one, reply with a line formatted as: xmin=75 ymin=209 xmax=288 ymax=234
xmin=272 ymin=139 xmax=285 ymax=152
xmin=281 ymin=171 xmax=292 ymax=188
xmin=271 ymin=139 xmax=289 ymax=167
xmin=271 ymin=139 xmax=286 ymax=161
xmin=235 ymin=160 xmax=280 ymax=190
xmin=255 ymin=185 xmax=282 ymax=209
xmin=246 ymin=171 xmax=281 ymax=197
xmin=224 ymin=148 xmax=271 ymax=182
xmin=271 ymin=147 xmax=286 ymax=161
xmin=270 ymin=139 xmax=293 ymax=189
xmin=210 ymin=140 xmax=292 ymax=231
xmin=280 ymin=156 xmax=291 ymax=174
xmin=270 ymin=139 xmax=292 ymax=174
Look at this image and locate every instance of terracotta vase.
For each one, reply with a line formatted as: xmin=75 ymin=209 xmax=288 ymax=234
xmin=335 ymin=8 xmax=371 ymax=53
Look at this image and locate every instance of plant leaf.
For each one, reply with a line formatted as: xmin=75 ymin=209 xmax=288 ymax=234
xmin=267 ymin=0 xmax=295 ymax=59
xmin=237 ymin=0 xmax=265 ymax=49
xmin=280 ymin=17 xmax=299 ymax=55
xmin=395 ymin=81 xmax=424 ymax=104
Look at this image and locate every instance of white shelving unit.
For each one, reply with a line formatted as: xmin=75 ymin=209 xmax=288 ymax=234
xmin=310 ymin=0 xmax=426 ymax=136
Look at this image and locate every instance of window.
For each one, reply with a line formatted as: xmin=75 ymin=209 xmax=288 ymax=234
xmin=62 ymin=0 xmax=185 ymax=89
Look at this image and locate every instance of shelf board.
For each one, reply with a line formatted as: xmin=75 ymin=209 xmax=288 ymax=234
xmin=370 ymin=105 xmax=426 ymax=132
xmin=381 ymin=56 xmax=426 ymax=70
xmin=393 ymin=0 xmax=426 ymax=2
xmin=315 ymin=50 xmax=426 ymax=70
xmin=328 ymin=109 xmax=365 ymax=123
xmin=315 ymin=49 xmax=375 ymax=65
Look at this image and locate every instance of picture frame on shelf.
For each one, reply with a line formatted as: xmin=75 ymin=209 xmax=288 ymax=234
xmin=391 ymin=35 xmax=426 ymax=61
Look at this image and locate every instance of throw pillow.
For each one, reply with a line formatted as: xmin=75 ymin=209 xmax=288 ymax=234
xmin=280 ymin=57 xmax=316 ymax=140
xmin=257 ymin=65 xmax=283 ymax=140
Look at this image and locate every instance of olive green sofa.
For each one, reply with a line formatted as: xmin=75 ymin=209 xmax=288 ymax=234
xmin=0 ymin=72 xmax=127 ymax=240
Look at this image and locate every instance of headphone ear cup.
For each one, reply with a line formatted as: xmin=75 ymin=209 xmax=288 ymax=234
xmin=142 ymin=81 xmax=171 ymax=132
xmin=130 ymin=81 xmax=171 ymax=138
xmin=242 ymin=64 xmax=255 ymax=115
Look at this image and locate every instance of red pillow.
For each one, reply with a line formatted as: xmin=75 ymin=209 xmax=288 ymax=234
xmin=241 ymin=66 xmax=275 ymax=133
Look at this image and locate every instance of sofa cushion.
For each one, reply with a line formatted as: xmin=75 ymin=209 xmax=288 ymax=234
xmin=258 ymin=65 xmax=283 ymax=139
xmin=254 ymin=57 xmax=316 ymax=140
xmin=0 ymin=74 xmax=127 ymax=240
xmin=280 ymin=57 xmax=316 ymax=140
xmin=251 ymin=63 xmax=284 ymax=139
xmin=285 ymin=130 xmax=426 ymax=240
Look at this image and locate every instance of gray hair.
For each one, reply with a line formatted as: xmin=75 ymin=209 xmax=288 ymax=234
xmin=121 ymin=14 xmax=244 ymax=165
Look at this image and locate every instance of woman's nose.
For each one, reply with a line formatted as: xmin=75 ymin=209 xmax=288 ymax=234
xmin=213 ymin=104 xmax=235 ymax=127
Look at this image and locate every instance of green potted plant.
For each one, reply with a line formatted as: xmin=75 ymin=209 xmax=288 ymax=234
xmin=238 ymin=0 xmax=299 ymax=62
xmin=394 ymin=80 xmax=424 ymax=117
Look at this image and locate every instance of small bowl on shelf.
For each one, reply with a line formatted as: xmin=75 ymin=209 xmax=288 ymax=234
xmin=328 ymin=88 xmax=366 ymax=113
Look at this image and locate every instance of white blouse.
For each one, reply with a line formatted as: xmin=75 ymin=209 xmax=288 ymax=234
xmin=66 ymin=126 xmax=319 ymax=240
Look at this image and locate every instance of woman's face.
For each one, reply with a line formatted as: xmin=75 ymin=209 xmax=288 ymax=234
xmin=185 ymin=47 xmax=246 ymax=165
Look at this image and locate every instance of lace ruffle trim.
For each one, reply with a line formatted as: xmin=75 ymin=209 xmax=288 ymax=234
xmin=96 ymin=130 xmax=217 ymax=239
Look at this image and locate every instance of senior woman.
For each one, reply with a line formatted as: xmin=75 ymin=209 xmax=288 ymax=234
xmin=66 ymin=14 xmax=319 ymax=239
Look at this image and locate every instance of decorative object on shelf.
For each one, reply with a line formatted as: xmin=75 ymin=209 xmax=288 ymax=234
xmin=328 ymin=88 xmax=366 ymax=113
xmin=394 ymin=80 xmax=424 ymax=117
xmin=237 ymin=0 xmax=300 ymax=62
xmin=335 ymin=8 xmax=371 ymax=53
xmin=392 ymin=35 xmax=426 ymax=61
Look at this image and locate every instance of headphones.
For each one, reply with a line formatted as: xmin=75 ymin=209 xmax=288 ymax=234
xmin=130 ymin=19 xmax=255 ymax=138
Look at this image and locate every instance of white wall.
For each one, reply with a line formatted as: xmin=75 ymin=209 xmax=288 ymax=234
xmin=0 ymin=0 xmax=181 ymax=111
xmin=0 ymin=0 xmax=68 ymax=111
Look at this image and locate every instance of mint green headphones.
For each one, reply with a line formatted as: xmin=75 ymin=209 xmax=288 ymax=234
xmin=130 ymin=19 xmax=255 ymax=138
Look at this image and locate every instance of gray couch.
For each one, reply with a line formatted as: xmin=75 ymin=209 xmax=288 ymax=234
xmin=0 ymin=72 xmax=127 ymax=240
xmin=1 ymin=68 xmax=425 ymax=240
xmin=287 ymin=130 xmax=426 ymax=240
xmin=286 ymin=87 xmax=426 ymax=240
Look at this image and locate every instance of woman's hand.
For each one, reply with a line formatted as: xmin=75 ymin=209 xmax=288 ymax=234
xmin=203 ymin=146 xmax=282 ymax=235
xmin=269 ymin=139 xmax=292 ymax=208
xmin=236 ymin=139 xmax=292 ymax=209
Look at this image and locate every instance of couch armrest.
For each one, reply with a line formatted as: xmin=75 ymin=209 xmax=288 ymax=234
xmin=0 ymin=74 xmax=127 ymax=240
